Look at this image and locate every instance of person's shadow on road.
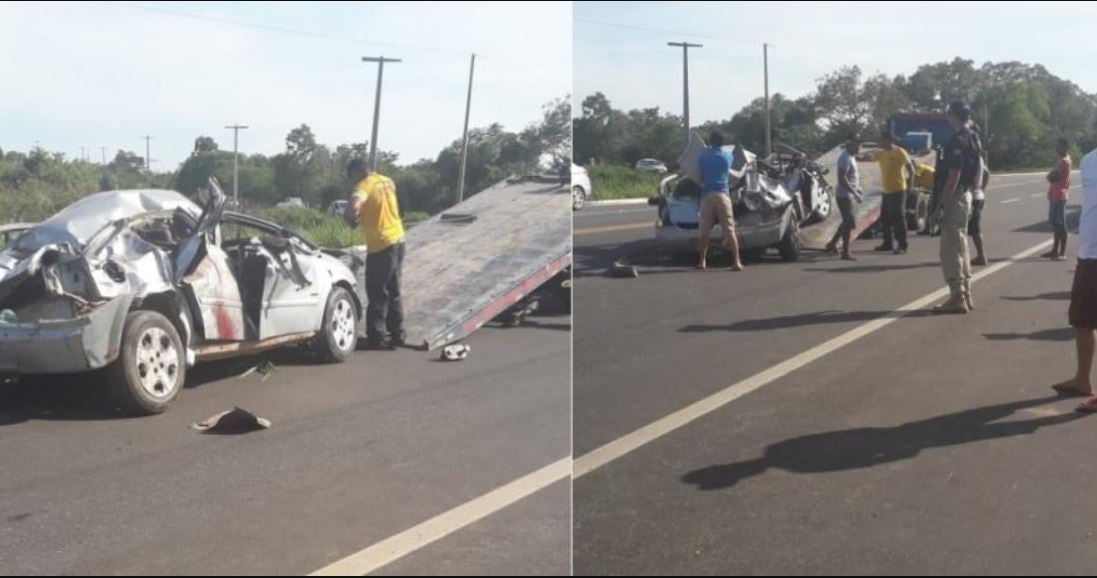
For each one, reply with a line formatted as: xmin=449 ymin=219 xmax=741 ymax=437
xmin=682 ymin=395 xmax=1084 ymax=491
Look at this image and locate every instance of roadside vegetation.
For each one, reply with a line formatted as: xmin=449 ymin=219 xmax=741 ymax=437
xmin=587 ymin=165 xmax=662 ymax=200
xmin=0 ymin=97 xmax=570 ymax=248
xmin=575 ymin=58 xmax=1097 ymax=189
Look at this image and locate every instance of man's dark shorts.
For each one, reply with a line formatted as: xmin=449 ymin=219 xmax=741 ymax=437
xmin=1050 ymin=199 xmax=1067 ymax=228
xmin=1070 ymin=259 xmax=1097 ymax=329
xmin=967 ymin=198 xmax=984 ymax=235
xmin=837 ymin=196 xmax=856 ymax=233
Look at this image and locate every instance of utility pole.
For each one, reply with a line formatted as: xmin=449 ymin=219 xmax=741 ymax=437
xmin=668 ymin=42 xmax=702 ymax=144
xmin=457 ymin=53 xmax=476 ymax=204
xmin=141 ymin=135 xmax=153 ymax=183
xmin=101 ymin=147 xmax=107 ymax=165
xmin=225 ymin=124 xmax=249 ymax=206
xmin=361 ymin=55 xmax=402 ymax=172
xmin=763 ymin=42 xmax=772 ymax=157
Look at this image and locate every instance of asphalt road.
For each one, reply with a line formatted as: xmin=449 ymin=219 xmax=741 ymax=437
xmin=0 ymin=307 xmax=571 ymax=575
xmin=573 ymin=173 xmax=1093 ymax=575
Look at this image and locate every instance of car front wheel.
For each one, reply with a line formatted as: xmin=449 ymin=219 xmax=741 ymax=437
xmin=572 ymin=186 xmax=586 ymax=211
xmin=109 ymin=310 xmax=186 ymax=415
xmin=778 ymin=219 xmax=801 ymax=262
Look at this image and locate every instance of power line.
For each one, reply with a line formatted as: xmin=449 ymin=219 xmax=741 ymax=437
xmin=121 ymin=3 xmax=563 ymax=87
xmin=575 ymin=17 xmax=759 ymax=47
xmin=124 ymin=2 xmax=466 ymax=57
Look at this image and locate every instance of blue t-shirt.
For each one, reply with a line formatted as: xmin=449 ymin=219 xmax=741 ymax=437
xmin=698 ymin=147 xmax=732 ymax=197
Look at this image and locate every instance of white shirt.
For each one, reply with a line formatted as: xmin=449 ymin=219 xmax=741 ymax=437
xmin=1079 ymin=149 xmax=1097 ymax=259
xmin=835 ymin=150 xmax=859 ymax=199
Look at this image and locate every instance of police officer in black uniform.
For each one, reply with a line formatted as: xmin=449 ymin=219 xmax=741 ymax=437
xmin=935 ymin=100 xmax=985 ymax=314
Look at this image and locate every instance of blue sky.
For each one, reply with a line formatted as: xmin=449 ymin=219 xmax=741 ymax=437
xmin=0 ymin=1 xmax=571 ymax=169
xmin=575 ymin=1 xmax=1097 ymax=121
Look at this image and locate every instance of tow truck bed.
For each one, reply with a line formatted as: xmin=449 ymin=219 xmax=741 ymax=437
xmin=397 ymin=177 xmax=571 ymax=350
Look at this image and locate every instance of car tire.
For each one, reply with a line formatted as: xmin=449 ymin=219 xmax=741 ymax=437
xmin=314 ymin=286 xmax=358 ymax=363
xmin=778 ymin=219 xmax=801 ymax=262
xmin=108 ymin=310 xmax=186 ymax=415
xmin=572 ymin=186 xmax=586 ymax=211
xmin=909 ymin=193 xmax=928 ymax=231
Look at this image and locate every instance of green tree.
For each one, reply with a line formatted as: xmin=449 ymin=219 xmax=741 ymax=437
xmin=193 ymin=136 xmax=219 ymax=154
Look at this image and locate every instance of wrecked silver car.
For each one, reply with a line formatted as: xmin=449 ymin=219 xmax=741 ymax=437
xmin=0 ymin=179 xmax=361 ymax=414
xmin=649 ymin=140 xmax=832 ymax=262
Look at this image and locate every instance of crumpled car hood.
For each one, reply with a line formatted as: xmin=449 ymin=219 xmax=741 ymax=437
xmin=8 ymin=189 xmax=200 ymax=255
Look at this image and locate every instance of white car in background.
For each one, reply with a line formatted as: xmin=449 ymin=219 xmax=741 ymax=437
xmin=276 ymin=197 xmax=307 ymax=209
xmin=571 ymin=164 xmax=592 ymax=211
xmin=635 ymin=158 xmax=669 ymax=173
xmin=327 ymin=199 xmax=348 ymax=217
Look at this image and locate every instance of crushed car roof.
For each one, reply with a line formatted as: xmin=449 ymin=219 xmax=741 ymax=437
xmin=11 ymin=189 xmax=201 ymax=253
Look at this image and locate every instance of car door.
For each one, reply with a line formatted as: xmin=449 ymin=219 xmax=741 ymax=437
xmin=255 ymin=234 xmax=324 ymax=340
xmin=217 ymin=211 xmax=326 ymax=340
xmin=175 ymin=179 xmax=247 ymax=342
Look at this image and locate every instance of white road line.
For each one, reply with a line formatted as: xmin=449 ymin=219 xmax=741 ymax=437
xmin=572 ymin=238 xmax=1054 ymax=479
xmin=310 ymin=457 xmax=571 ymax=576
xmin=1001 ymin=198 xmax=1022 ymax=204
xmin=1032 ymin=193 xmax=1044 ymax=198
xmin=988 ymin=180 xmax=1042 ymax=191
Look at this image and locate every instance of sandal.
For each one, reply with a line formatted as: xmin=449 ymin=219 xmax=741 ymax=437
xmin=1076 ymin=396 xmax=1097 ymax=414
xmin=1053 ymin=382 xmax=1092 ymax=398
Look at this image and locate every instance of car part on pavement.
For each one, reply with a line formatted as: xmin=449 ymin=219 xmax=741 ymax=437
xmin=190 ymin=406 xmax=272 ymax=434
xmin=441 ymin=343 xmax=471 ymax=361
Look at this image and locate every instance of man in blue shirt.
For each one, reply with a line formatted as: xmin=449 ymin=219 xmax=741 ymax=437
xmin=697 ymin=131 xmax=744 ymax=271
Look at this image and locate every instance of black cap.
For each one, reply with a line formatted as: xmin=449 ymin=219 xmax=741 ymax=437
xmin=847 ymin=133 xmax=863 ymax=143
xmin=948 ymin=100 xmax=972 ymax=120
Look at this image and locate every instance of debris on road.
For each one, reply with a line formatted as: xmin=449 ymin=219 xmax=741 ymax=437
xmin=190 ymin=406 xmax=272 ymax=434
xmin=237 ymin=360 xmax=277 ymax=381
xmin=441 ymin=343 xmax=471 ymax=361
xmin=611 ymin=260 xmax=639 ymax=278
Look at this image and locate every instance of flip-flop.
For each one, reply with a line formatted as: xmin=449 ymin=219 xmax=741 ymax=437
xmin=1053 ymin=383 xmax=1091 ymax=398
xmin=1076 ymin=396 xmax=1097 ymax=414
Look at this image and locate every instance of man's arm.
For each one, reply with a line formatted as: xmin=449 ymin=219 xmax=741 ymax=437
xmin=838 ymin=162 xmax=860 ymax=200
xmin=838 ymin=167 xmax=853 ymax=193
xmin=943 ymin=169 xmax=961 ymax=203
xmin=344 ymin=193 xmax=364 ymax=228
xmin=904 ymin=154 xmax=916 ymax=194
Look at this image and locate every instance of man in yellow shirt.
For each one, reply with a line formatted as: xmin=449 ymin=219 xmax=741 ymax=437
xmin=875 ymin=131 xmax=915 ymax=254
xmin=344 ymin=158 xmax=406 ymax=350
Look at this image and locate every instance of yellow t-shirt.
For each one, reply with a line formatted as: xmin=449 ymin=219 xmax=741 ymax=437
xmin=876 ymin=147 xmax=912 ymax=193
xmin=354 ymin=173 xmax=405 ymax=253
xmin=914 ymin=163 xmax=935 ymax=191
